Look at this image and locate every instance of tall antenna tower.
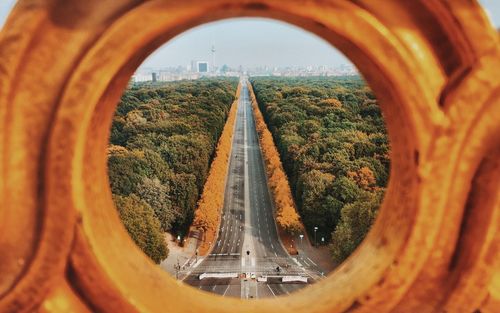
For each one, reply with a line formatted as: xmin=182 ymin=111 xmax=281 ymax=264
xmin=211 ymin=44 xmax=216 ymax=74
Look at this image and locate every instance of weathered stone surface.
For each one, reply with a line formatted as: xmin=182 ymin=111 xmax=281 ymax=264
xmin=0 ymin=1 xmax=498 ymax=312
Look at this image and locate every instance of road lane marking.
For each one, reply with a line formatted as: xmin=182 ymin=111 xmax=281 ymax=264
xmin=223 ymin=285 xmax=230 ymax=297
xmin=307 ymin=257 xmax=318 ymax=266
xmin=267 ymin=284 xmax=277 ymax=298
xmin=293 ymin=258 xmax=302 ymax=267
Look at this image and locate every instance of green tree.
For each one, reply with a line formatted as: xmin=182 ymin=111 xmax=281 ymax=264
xmin=329 ymin=191 xmax=382 ymax=264
xmin=109 ymin=78 xmax=238 ymax=262
xmin=251 ymin=76 xmax=390 ymax=263
xmin=114 ymin=194 xmax=169 ymax=263
xmin=137 ymin=177 xmax=177 ymax=231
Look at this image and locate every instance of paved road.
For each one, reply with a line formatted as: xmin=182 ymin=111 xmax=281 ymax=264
xmin=182 ymin=79 xmax=324 ymax=298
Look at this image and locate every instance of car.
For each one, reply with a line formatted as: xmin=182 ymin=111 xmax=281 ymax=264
xmin=250 ymin=273 xmax=256 ymax=280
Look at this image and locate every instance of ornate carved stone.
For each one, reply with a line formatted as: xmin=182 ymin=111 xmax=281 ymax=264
xmin=0 ymin=1 xmax=498 ymax=312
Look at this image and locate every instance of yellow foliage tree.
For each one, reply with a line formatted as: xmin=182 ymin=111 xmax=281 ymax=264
xmin=347 ymin=166 xmax=376 ymax=190
xmin=191 ymin=84 xmax=241 ymax=255
xmin=247 ymin=82 xmax=303 ymax=236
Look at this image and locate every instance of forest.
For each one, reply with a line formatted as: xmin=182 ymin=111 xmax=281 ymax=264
xmin=250 ymin=76 xmax=390 ymax=264
xmin=108 ymin=78 xmax=239 ymax=263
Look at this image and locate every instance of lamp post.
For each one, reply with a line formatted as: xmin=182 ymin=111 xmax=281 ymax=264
xmin=314 ymin=226 xmax=318 ymax=247
xmin=174 ymin=258 xmax=181 ymax=280
xmin=299 ymin=234 xmax=304 ymax=260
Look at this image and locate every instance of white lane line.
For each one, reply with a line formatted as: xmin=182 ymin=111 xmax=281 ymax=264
xmin=192 ymin=258 xmax=204 ymax=268
xmin=293 ymin=258 xmax=302 ymax=267
xmin=267 ymin=284 xmax=277 ymax=298
xmin=274 ymin=252 xmax=278 ymax=257
xmin=307 ymin=257 xmax=318 ymax=266
xmin=210 ymin=253 xmax=241 ymax=256
xmin=223 ymin=285 xmax=230 ymax=297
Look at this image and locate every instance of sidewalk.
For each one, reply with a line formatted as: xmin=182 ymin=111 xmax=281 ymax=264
xmin=159 ymin=233 xmax=198 ymax=278
xmin=295 ymin=234 xmax=337 ymax=275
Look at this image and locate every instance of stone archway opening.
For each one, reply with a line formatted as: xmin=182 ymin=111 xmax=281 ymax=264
xmin=1 ymin=1 xmax=498 ymax=312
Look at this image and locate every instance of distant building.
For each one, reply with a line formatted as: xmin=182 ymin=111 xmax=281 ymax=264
xmin=152 ymin=72 xmax=157 ymax=82
xmin=131 ymin=73 xmax=153 ymax=82
xmin=191 ymin=60 xmax=209 ymax=73
xmin=198 ymin=62 xmax=209 ymax=73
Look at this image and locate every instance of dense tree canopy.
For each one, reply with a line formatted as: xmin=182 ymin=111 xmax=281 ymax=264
xmin=113 ymin=194 xmax=168 ymax=264
xmin=108 ymin=78 xmax=238 ymax=262
xmin=250 ymin=76 xmax=390 ymax=264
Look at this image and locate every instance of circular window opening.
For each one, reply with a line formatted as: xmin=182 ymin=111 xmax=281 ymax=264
xmin=106 ymin=18 xmax=391 ymax=299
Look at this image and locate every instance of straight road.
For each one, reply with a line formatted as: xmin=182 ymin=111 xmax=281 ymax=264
xmin=182 ymin=79 xmax=324 ymax=298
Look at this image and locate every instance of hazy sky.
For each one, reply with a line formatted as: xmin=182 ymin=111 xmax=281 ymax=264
xmin=143 ymin=19 xmax=351 ymax=68
xmin=1 ymin=0 xmax=499 ymax=68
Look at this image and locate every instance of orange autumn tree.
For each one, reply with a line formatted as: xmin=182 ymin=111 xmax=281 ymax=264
xmin=191 ymin=84 xmax=241 ymax=255
xmin=347 ymin=166 xmax=376 ymax=190
xmin=247 ymin=82 xmax=303 ymax=236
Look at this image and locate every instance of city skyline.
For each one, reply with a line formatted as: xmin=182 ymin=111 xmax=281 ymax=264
xmin=139 ymin=18 xmax=353 ymax=69
xmin=1 ymin=1 xmax=499 ymax=69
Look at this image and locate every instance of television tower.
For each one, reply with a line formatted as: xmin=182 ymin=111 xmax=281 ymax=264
xmin=211 ymin=44 xmax=216 ymax=73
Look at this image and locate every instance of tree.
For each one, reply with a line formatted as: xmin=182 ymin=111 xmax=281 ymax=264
xmin=250 ymin=76 xmax=390 ymax=261
xmin=347 ymin=166 xmax=376 ymax=190
xmin=109 ymin=78 xmax=239 ymax=261
xmin=332 ymin=176 xmax=362 ymax=204
xmin=329 ymin=191 xmax=382 ymax=263
xmin=137 ymin=177 xmax=176 ymax=231
xmin=113 ymin=194 xmax=169 ymax=263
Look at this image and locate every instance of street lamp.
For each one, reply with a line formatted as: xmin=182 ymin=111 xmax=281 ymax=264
xmin=174 ymin=258 xmax=181 ymax=280
xmin=314 ymin=226 xmax=318 ymax=247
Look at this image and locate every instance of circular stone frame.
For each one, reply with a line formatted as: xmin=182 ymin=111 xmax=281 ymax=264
xmin=0 ymin=1 xmax=499 ymax=313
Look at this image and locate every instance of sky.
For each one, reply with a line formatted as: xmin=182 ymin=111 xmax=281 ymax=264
xmin=1 ymin=0 xmax=499 ymax=68
xmin=142 ymin=18 xmax=351 ymax=68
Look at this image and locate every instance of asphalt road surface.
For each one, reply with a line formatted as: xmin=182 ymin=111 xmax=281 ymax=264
xmin=182 ymin=79 xmax=324 ymax=298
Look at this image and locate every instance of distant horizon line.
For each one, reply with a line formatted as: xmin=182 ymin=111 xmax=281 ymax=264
xmin=137 ymin=63 xmax=355 ymax=69
xmin=130 ymin=74 xmax=363 ymax=84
